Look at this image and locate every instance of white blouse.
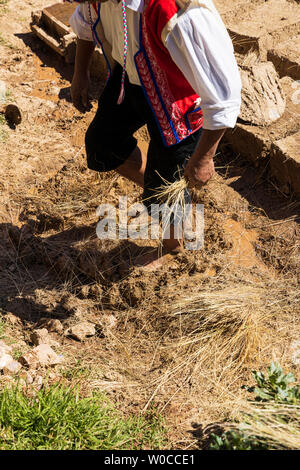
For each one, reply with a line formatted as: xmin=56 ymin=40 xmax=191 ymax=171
xmin=69 ymin=0 xmax=242 ymax=130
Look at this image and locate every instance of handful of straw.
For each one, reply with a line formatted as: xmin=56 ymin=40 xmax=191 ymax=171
xmin=155 ymin=174 xmax=189 ymax=210
xmin=152 ymin=169 xmax=209 ymax=210
xmin=142 ymin=171 xmax=205 ymax=244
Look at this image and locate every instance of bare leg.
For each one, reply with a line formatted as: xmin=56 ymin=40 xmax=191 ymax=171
xmin=115 ymin=145 xmax=183 ymax=269
xmin=116 ymin=145 xmax=147 ymax=188
xmin=132 ymin=225 xmax=183 ymax=271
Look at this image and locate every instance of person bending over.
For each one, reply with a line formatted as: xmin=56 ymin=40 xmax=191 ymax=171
xmin=68 ymin=0 xmax=241 ymax=269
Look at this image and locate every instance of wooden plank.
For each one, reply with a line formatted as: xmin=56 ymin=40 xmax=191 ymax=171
xmin=31 ymin=24 xmax=66 ymax=56
xmin=42 ymin=9 xmax=70 ymax=38
xmin=44 ymin=3 xmax=76 ymax=27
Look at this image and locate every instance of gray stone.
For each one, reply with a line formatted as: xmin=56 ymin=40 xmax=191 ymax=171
xmin=65 ymin=322 xmax=96 ymax=341
xmin=19 ymin=344 xmax=62 ymax=369
xmin=0 ymin=340 xmax=12 ymax=356
xmin=0 ymin=353 xmax=14 ymax=369
xmin=30 ymin=328 xmax=59 ymax=347
xmin=2 ymin=359 xmax=22 ymax=376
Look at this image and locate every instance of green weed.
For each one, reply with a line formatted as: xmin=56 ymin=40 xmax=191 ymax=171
xmin=210 ymin=363 xmax=300 ymax=450
xmin=243 ymin=361 xmax=300 ymax=405
xmin=0 ymin=384 xmax=167 ymax=450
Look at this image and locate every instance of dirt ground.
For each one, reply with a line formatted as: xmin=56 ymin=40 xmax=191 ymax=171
xmin=0 ymin=0 xmax=300 ymax=449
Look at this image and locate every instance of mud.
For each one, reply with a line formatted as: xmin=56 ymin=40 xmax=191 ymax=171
xmin=0 ymin=0 xmax=299 ymax=449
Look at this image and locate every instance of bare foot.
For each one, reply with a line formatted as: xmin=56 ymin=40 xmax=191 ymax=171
xmin=132 ymin=248 xmax=176 ymax=272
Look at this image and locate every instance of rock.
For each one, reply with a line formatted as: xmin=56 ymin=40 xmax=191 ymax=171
xmin=239 ymin=60 xmax=286 ymax=125
xmin=0 ymin=350 xmax=22 ymax=376
xmin=18 ymin=344 xmax=62 ymax=369
xmin=268 ymin=36 xmax=300 ymax=82
xmin=34 ymin=344 xmax=62 ymax=367
xmin=18 ymin=351 xmax=39 ymax=369
xmin=30 ymin=328 xmax=59 ymax=347
xmin=37 ymin=318 xmax=63 ymax=334
xmin=0 ymin=353 xmax=14 ymax=369
xmin=65 ymin=322 xmax=96 ymax=341
xmin=44 ymin=319 xmax=63 ymax=334
xmin=30 ymin=328 xmax=50 ymax=346
xmin=97 ymin=314 xmax=118 ymax=336
xmin=26 ymin=374 xmax=34 ymax=384
xmin=0 ymin=340 xmax=12 ymax=355
xmin=3 ymin=359 xmax=22 ymax=376
xmin=48 ymin=86 xmax=60 ymax=96
xmin=3 ymin=104 xmax=22 ymax=127
xmin=19 ymin=371 xmax=34 ymax=384
xmin=102 ymin=314 xmax=117 ymax=329
xmin=34 ymin=375 xmax=43 ymax=389
xmin=63 ymin=297 xmax=91 ymax=319
xmin=270 ymin=131 xmax=300 ymax=198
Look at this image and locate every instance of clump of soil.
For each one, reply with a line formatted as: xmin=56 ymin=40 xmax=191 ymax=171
xmin=0 ymin=0 xmax=299 ymax=449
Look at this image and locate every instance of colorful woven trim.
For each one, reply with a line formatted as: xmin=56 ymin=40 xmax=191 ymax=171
xmin=117 ymin=0 xmax=128 ymax=105
xmin=64 ymin=0 xmax=128 ymax=105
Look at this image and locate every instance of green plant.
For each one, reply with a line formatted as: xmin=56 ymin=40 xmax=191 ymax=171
xmin=12 ymin=348 xmax=23 ymax=361
xmin=210 ymin=363 xmax=300 ymax=450
xmin=5 ymin=89 xmax=14 ymax=101
xmin=0 ymin=383 xmax=167 ymax=450
xmin=60 ymin=360 xmax=91 ymax=380
xmin=210 ymin=430 xmax=267 ymax=451
xmin=243 ymin=362 xmax=300 ymax=404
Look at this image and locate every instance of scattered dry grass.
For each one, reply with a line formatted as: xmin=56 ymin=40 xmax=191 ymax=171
xmin=1 ymin=5 xmax=300 ymax=446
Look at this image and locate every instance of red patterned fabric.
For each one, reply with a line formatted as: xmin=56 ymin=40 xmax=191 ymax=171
xmin=135 ymin=0 xmax=203 ymax=146
xmin=88 ymin=0 xmax=203 ymax=146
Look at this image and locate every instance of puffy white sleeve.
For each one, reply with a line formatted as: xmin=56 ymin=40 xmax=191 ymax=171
xmin=165 ymin=5 xmax=242 ymax=130
xmin=69 ymin=4 xmax=95 ymax=42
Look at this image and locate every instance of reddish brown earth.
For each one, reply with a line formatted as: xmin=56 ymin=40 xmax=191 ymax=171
xmin=0 ymin=0 xmax=299 ymax=449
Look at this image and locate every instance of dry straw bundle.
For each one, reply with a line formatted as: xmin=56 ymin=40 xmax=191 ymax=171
xmin=168 ymin=286 xmax=265 ymax=371
xmin=155 ymin=174 xmax=189 ymax=209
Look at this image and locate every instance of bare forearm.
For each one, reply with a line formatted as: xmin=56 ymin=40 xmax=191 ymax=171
xmin=71 ymin=38 xmax=95 ymax=110
xmin=194 ymin=128 xmax=226 ymax=161
xmin=184 ymin=128 xmax=226 ymax=188
xmin=74 ymin=38 xmax=95 ymax=77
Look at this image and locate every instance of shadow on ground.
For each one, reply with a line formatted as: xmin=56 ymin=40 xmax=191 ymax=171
xmin=217 ymin=144 xmax=300 ymax=224
xmin=0 ymin=221 xmax=149 ymax=325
